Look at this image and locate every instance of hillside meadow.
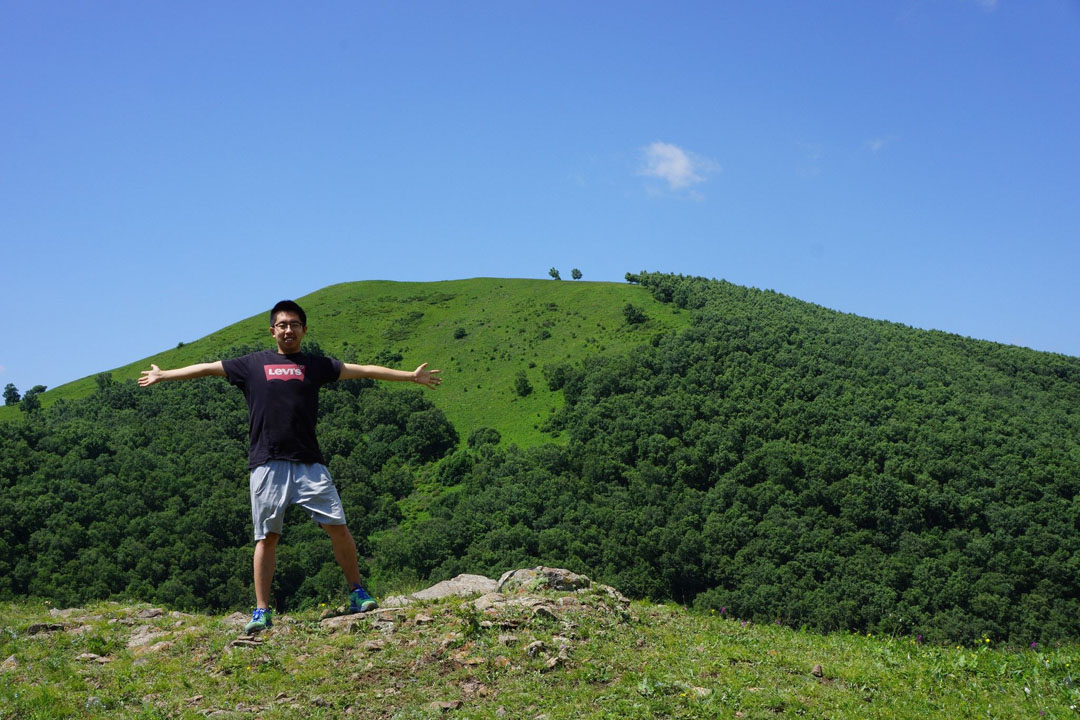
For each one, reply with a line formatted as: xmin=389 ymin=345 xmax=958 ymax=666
xmin=0 ymin=278 xmax=690 ymax=447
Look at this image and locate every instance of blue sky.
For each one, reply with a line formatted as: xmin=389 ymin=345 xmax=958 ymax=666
xmin=2 ymin=1 xmax=1078 ymax=395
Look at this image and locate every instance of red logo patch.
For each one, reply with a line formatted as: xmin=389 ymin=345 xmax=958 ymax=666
xmin=264 ymin=364 xmax=306 ymax=382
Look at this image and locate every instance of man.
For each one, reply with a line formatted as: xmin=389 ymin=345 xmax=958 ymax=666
xmin=138 ymin=299 xmax=441 ymax=633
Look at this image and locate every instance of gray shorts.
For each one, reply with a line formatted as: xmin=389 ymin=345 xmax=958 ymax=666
xmin=249 ymin=461 xmax=347 ymax=542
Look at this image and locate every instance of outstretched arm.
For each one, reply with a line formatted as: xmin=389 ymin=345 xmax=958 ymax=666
xmin=338 ymin=362 xmax=441 ymax=389
xmin=138 ymin=361 xmax=226 ymax=387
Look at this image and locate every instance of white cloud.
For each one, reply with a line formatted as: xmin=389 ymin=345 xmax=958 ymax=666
xmin=640 ymin=142 xmax=720 ymax=191
xmin=865 ymin=136 xmax=898 ymax=153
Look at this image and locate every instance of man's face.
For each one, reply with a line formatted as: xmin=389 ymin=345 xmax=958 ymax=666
xmin=270 ymin=311 xmax=306 ymax=354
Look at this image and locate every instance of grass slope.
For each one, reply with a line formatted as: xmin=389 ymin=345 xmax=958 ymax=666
xmin=2 ymin=596 xmax=1077 ymax=719
xmin=0 ymin=279 xmax=690 ymax=447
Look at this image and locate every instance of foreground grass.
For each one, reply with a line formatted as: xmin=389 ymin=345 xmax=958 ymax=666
xmin=2 ymin=596 xmax=1078 ymax=719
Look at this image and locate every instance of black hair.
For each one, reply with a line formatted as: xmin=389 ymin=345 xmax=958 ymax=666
xmin=270 ymin=300 xmax=307 ymax=327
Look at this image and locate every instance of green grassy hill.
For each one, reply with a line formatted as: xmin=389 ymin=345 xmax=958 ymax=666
xmin=0 ymin=278 xmax=690 ymax=447
xmin=4 ymin=273 xmax=1079 ymax=647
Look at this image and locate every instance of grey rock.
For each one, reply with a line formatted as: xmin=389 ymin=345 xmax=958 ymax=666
xmin=472 ymin=593 xmax=502 ymax=612
xmin=320 ymin=614 xmax=365 ymax=633
xmin=128 ymin=626 xmax=170 ymax=649
xmin=532 ymin=606 xmax=559 ymax=621
xmin=430 ymin=700 xmax=462 ymax=712
xmin=384 ymin=573 xmax=499 ymax=607
xmin=49 ymin=608 xmax=81 ymax=618
xmin=498 ymin=567 xmax=591 ymax=594
xmin=229 ymin=637 xmax=262 ymax=648
xmin=76 ymin=653 xmax=112 ymax=664
xmin=26 ymin=623 xmax=65 ymax=635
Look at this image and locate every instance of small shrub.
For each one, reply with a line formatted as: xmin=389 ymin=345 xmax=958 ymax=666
xmin=623 ymin=303 xmax=647 ymax=325
xmin=467 ymin=427 xmax=501 ymax=449
xmin=514 ymin=370 xmax=533 ymax=397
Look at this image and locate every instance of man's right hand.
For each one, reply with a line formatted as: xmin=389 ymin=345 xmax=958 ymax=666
xmin=137 ymin=361 xmax=224 ymax=386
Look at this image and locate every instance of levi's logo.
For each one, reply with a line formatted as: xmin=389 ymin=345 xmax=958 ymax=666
xmin=264 ymin=364 xmax=306 ymax=381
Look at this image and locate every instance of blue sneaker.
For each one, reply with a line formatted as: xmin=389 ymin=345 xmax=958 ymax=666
xmin=244 ymin=607 xmax=274 ymax=634
xmin=349 ymin=586 xmax=378 ymax=613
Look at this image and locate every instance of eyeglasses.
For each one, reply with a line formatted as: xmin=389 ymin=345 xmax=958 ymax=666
xmin=273 ymin=321 xmax=304 ymax=331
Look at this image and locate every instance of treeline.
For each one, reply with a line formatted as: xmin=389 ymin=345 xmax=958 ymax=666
xmin=0 ymin=344 xmax=457 ymax=611
xmin=375 ymin=273 xmax=1080 ymax=644
xmin=2 ymin=275 xmax=1079 ymax=644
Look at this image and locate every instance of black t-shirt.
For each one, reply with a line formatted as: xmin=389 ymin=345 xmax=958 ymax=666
xmin=222 ymin=350 xmax=343 ymax=469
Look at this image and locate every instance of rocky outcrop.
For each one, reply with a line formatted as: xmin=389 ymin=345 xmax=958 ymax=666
xmin=309 ymin=567 xmax=635 ymax=684
xmin=382 ymin=573 xmax=499 ymax=607
xmin=319 ymin=567 xmax=631 ymax=635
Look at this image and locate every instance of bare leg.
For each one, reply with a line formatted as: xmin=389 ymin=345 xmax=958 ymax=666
xmin=322 ymin=523 xmax=363 ymax=588
xmin=253 ymin=532 xmax=280 ymax=609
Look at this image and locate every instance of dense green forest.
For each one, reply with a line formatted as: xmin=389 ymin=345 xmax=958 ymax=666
xmin=2 ymin=274 xmax=1078 ymax=644
xmin=376 ymin=274 xmax=1080 ymax=644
